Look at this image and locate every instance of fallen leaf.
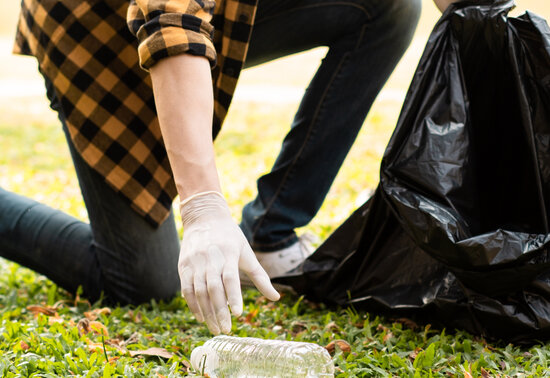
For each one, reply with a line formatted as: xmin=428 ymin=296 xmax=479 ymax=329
xmin=464 ymin=372 xmax=473 ymax=378
xmin=264 ymin=302 xmax=278 ymax=311
xmin=394 ymin=318 xmax=419 ymax=330
xmin=181 ymin=359 xmax=191 ymax=373
xmin=26 ymin=305 xmax=57 ymax=317
xmin=325 ymin=340 xmax=352 ymax=356
xmin=304 ymin=299 xmax=321 ymax=310
xmin=73 ymin=292 xmax=92 ymax=308
xmin=383 ymin=332 xmax=394 ymax=343
xmin=87 ymin=342 xmax=105 ymax=353
xmin=129 ymin=347 xmax=174 ymax=359
xmin=126 ymin=310 xmax=142 ymax=323
xmin=20 ymin=341 xmax=30 ymax=351
xmin=408 ymin=347 xmax=422 ymax=362
xmin=244 ymin=308 xmax=258 ymax=324
xmin=77 ymin=318 xmax=91 ymax=335
xmin=89 ymin=321 xmax=109 ymax=337
xmin=255 ymin=296 xmax=268 ymax=304
xmin=291 ymin=321 xmax=308 ymax=336
xmin=122 ymin=332 xmax=140 ymax=347
xmin=480 ymin=367 xmax=491 ymax=378
xmin=106 ymin=338 xmax=123 ymax=347
xmin=324 ymin=322 xmax=339 ymax=332
xmin=84 ymin=307 xmax=112 ymax=321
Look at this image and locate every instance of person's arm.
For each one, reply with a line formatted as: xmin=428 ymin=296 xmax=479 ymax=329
xmin=149 ymin=55 xmax=280 ymax=335
xmin=127 ymin=0 xmax=279 ymax=334
xmin=433 ymin=0 xmax=456 ymax=12
xmin=150 ymin=54 xmax=219 ymax=199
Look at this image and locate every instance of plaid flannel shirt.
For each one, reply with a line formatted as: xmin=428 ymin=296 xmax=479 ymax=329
xmin=14 ymin=0 xmax=257 ymax=226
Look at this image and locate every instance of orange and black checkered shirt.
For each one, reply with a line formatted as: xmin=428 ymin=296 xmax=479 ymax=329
xmin=14 ymin=0 xmax=257 ymax=226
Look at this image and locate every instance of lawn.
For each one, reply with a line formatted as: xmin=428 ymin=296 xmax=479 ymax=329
xmin=2 ymin=86 xmax=550 ymax=378
xmin=2 ymin=1 xmax=550 ymax=377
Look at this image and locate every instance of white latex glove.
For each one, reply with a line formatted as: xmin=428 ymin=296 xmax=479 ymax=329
xmin=178 ymin=191 xmax=280 ymax=334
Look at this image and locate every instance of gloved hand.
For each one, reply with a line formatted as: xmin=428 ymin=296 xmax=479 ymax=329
xmin=178 ymin=191 xmax=280 ymax=334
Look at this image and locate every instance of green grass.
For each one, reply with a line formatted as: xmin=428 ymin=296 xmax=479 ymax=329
xmin=1 ymin=102 xmax=550 ymax=377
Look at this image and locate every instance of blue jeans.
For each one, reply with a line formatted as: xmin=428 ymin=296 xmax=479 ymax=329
xmin=0 ymin=0 xmax=420 ymax=304
xmin=241 ymin=0 xmax=421 ymax=250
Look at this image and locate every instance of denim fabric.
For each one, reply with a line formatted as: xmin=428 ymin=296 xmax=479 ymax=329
xmin=240 ymin=0 xmax=422 ymax=251
xmin=0 ymin=80 xmax=181 ymax=305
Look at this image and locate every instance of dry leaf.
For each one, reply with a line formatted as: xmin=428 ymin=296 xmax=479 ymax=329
xmin=480 ymin=367 xmax=491 ymax=378
xmin=408 ymin=347 xmax=421 ymax=362
xmin=20 ymin=341 xmax=30 ymax=351
xmin=291 ymin=321 xmax=308 ymax=336
xmin=255 ymin=296 xmax=268 ymax=304
xmin=106 ymin=338 xmax=123 ymax=347
xmin=126 ymin=310 xmax=142 ymax=323
xmin=129 ymin=347 xmax=174 ymax=359
xmin=73 ymin=292 xmax=92 ymax=308
xmin=325 ymin=340 xmax=352 ymax=356
xmin=181 ymin=359 xmax=191 ymax=373
xmin=87 ymin=342 xmax=105 ymax=353
xmin=27 ymin=305 xmax=57 ymax=317
xmin=383 ymin=332 xmax=394 ymax=343
xmin=89 ymin=321 xmax=109 ymax=337
xmin=87 ymin=339 xmax=125 ymax=354
xmin=304 ymin=299 xmax=321 ymax=310
xmin=394 ymin=318 xmax=419 ymax=330
xmin=84 ymin=307 xmax=112 ymax=321
xmin=263 ymin=302 xmax=277 ymax=310
xmin=77 ymin=318 xmax=91 ymax=335
xmin=122 ymin=332 xmax=140 ymax=347
xmin=464 ymin=372 xmax=473 ymax=378
xmin=324 ymin=322 xmax=339 ymax=332
xmin=244 ymin=308 xmax=258 ymax=324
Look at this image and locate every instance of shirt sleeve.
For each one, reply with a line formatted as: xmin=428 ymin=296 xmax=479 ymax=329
xmin=127 ymin=0 xmax=217 ymax=70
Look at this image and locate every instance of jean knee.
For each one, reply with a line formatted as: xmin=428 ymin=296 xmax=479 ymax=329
xmin=105 ymin=266 xmax=180 ymax=305
xmin=95 ymin=241 xmax=180 ymax=305
xmin=384 ymin=0 xmax=422 ymax=42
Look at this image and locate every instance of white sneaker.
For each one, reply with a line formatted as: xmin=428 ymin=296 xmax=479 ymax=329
xmin=240 ymin=235 xmax=316 ymax=288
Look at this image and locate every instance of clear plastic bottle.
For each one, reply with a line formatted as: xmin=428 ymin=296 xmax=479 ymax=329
xmin=190 ymin=335 xmax=335 ymax=377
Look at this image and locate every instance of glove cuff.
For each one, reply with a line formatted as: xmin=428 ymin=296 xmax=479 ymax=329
xmin=179 ymin=191 xmax=230 ymax=225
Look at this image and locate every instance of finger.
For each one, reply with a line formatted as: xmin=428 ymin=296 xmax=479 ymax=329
xmin=240 ymin=248 xmax=280 ymax=302
xmin=222 ymin=261 xmax=243 ymax=317
xmin=248 ymin=267 xmax=280 ymax=301
xmin=179 ymin=268 xmax=204 ymax=322
xmin=194 ymin=272 xmax=220 ymax=335
xmin=207 ymin=263 xmax=232 ymax=334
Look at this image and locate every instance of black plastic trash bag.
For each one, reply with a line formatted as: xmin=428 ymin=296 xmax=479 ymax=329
xmin=277 ymin=0 xmax=550 ymax=342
